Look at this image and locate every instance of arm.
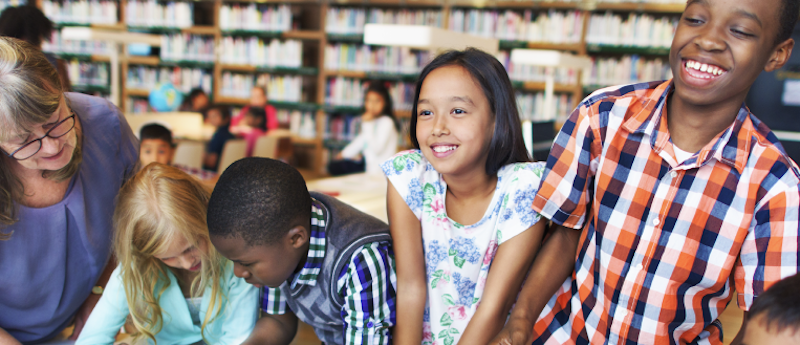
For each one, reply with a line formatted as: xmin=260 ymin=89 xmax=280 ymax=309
xmin=241 ymin=312 xmax=298 ymax=345
xmin=70 ymin=257 xmax=117 ymax=340
xmin=490 ymin=224 xmax=581 ymax=345
xmin=75 ymin=266 xmax=130 ymax=345
xmin=218 ymin=271 xmax=260 ymax=345
xmin=339 ymin=242 xmax=396 ymax=345
xmin=340 ymin=127 xmax=365 ymax=160
xmin=386 ymin=181 xmax=426 ymax=345
xmin=459 ymin=221 xmax=546 ymax=345
xmin=364 ymin=117 xmax=398 ymax=160
xmin=0 ymin=328 xmax=22 ymax=345
xmin=203 ymin=153 xmax=219 ymax=170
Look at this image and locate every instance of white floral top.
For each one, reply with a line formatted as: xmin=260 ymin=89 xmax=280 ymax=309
xmin=382 ymin=150 xmax=544 ymax=345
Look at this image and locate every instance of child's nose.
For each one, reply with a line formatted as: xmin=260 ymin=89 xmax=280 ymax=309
xmin=432 ymin=115 xmax=449 ymax=136
xmin=694 ymin=25 xmax=726 ymax=52
xmin=233 ymin=263 xmax=250 ymax=278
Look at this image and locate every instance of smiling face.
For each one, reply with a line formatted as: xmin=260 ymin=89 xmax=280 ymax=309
xmin=210 ymin=229 xmax=306 ymax=289
xmin=153 ymin=234 xmax=208 ymax=272
xmin=415 ymin=65 xmax=495 ymax=178
xmin=669 ymin=0 xmax=793 ymax=108
xmin=0 ymin=94 xmax=77 ymax=172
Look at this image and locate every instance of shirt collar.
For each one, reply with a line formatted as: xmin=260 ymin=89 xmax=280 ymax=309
xmin=620 ymin=79 xmax=753 ymax=173
xmin=290 ymin=198 xmax=328 ymax=288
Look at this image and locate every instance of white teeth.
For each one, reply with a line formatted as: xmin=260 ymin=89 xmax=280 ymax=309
xmin=432 ymin=145 xmax=457 ymax=153
xmin=685 ymin=59 xmax=726 ymax=76
xmin=700 ymin=64 xmax=708 ymax=72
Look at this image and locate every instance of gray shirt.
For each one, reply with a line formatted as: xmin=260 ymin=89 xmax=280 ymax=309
xmin=0 ymin=93 xmax=138 ymax=344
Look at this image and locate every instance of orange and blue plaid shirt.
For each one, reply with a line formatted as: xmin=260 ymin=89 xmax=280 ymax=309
xmin=532 ymin=80 xmax=800 ymax=345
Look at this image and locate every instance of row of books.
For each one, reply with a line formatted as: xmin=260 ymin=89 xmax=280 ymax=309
xmin=126 ymin=97 xmax=151 ymax=114
xmin=584 ymin=55 xmax=672 ymax=87
xmin=449 ymin=9 xmax=583 ymax=43
xmin=325 ymin=44 xmax=431 ymax=75
xmin=67 ymin=60 xmax=108 ymax=88
xmin=496 ymin=51 xmax=578 ymax=85
xmin=160 ymin=34 xmax=215 ymax=63
xmin=219 ymin=37 xmax=302 ymax=68
xmin=516 ymin=91 xmax=574 ymax=123
xmin=43 ymin=30 xmax=110 ymax=55
xmin=287 ymin=110 xmax=317 ymax=139
xmin=41 ymin=0 xmax=116 ymax=24
xmin=325 ymin=77 xmax=414 ymax=111
xmin=125 ymin=0 xmax=193 ymax=29
xmin=326 ymin=8 xmax=443 ymax=35
xmin=325 ymin=114 xmax=362 ymax=142
xmin=219 ymin=72 xmax=303 ymax=102
xmin=126 ymin=66 xmax=212 ymax=95
xmin=219 ymin=4 xmax=292 ymax=32
xmin=586 ymin=12 xmax=678 ymax=48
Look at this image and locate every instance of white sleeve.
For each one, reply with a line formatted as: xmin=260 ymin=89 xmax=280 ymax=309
xmin=75 ymin=266 xmax=129 ymax=345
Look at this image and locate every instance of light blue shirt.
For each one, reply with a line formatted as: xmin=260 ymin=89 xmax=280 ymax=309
xmin=76 ymin=261 xmax=258 ymax=345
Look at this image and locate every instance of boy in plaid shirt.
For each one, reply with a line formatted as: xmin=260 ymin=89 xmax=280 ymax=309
xmin=493 ymin=0 xmax=800 ymax=344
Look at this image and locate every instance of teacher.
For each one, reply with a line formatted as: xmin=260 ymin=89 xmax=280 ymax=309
xmin=0 ymin=38 xmax=138 ymax=344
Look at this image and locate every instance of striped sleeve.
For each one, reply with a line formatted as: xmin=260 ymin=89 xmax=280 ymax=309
xmin=337 ymin=241 xmax=397 ymax=345
xmin=261 ymin=287 xmax=288 ymax=315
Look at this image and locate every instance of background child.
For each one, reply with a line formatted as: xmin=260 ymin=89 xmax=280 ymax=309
xmin=742 ymin=274 xmax=800 ymax=344
xmin=76 ymin=163 xmax=258 ymax=345
xmin=241 ymin=106 xmax=267 ymax=157
xmin=231 ymin=85 xmax=278 ymax=134
xmin=383 ymin=48 xmax=547 ymax=345
xmin=329 ymin=81 xmax=399 ymax=176
xmin=139 ymin=123 xmax=174 ymax=166
xmin=207 ymin=158 xmax=396 ymax=345
xmin=203 ymin=105 xmax=235 ymax=171
xmin=180 ymin=87 xmax=210 ymax=113
xmin=494 ymin=0 xmax=800 ymax=344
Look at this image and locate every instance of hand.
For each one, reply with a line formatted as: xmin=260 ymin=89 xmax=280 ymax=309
xmin=335 ymin=152 xmax=344 ymax=160
xmin=68 ymin=293 xmax=101 ymax=340
xmin=489 ymin=317 xmax=534 ymax=345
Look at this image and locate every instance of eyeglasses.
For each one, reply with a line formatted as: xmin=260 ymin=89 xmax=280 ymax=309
xmin=4 ymin=113 xmax=76 ymax=160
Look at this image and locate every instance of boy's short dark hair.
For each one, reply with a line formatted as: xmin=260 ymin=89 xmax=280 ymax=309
xmin=207 ymin=157 xmax=312 ymax=245
xmin=777 ymin=0 xmax=800 ymax=44
xmin=139 ymin=123 xmax=173 ymax=145
xmin=204 ymin=104 xmax=232 ymax=121
xmin=747 ymin=273 xmax=800 ymax=334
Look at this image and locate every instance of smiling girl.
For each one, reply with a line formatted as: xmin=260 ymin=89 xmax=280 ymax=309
xmin=382 ymin=48 xmax=548 ymax=345
xmin=76 ymin=163 xmax=258 ymax=345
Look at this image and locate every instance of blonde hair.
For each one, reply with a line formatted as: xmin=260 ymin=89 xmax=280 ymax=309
xmin=0 ymin=37 xmax=81 ymax=237
xmin=113 ymin=163 xmax=227 ymax=344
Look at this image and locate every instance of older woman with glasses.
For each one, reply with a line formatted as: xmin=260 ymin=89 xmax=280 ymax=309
xmin=0 ymin=38 xmax=138 ymax=344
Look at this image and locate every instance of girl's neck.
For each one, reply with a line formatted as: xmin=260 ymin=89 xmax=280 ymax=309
xmin=362 ymin=112 xmax=380 ymax=121
xmin=172 ymin=267 xmax=201 ymax=297
xmin=442 ymin=168 xmax=496 ymax=201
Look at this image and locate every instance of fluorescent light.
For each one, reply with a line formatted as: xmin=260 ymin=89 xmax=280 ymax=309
xmin=510 ymin=49 xmax=592 ymax=69
xmin=364 ymin=24 xmax=499 ymax=55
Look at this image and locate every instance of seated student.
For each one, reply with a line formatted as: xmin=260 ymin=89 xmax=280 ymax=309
xmin=139 ymin=123 xmax=216 ymax=180
xmin=231 ymin=86 xmax=278 ymax=134
xmin=492 ymin=0 xmax=800 ymax=344
xmin=76 ymin=163 xmax=259 ymax=345
xmin=202 ymin=105 xmax=235 ymax=171
xmin=207 ymin=158 xmax=396 ymax=345
xmin=180 ymin=87 xmax=210 ymax=113
xmin=239 ymin=106 xmax=267 ymax=157
xmin=742 ymin=274 xmax=800 ymax=344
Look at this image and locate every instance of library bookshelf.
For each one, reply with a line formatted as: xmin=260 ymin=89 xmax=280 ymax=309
xmin=31 ymin=0 xmax=686 ymax=173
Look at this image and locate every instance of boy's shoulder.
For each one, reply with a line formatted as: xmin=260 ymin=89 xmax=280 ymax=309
xmin=579 ymin=80 xmax=670 ymax=122
xmin=741 ymin=112 xmax=800 ymax=182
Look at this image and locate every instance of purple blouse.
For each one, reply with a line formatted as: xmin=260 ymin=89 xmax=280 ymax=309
xmin=0 ymin=93 xmax=138 ymax=344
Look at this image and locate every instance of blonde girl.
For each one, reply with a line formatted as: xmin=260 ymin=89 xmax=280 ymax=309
xmin=76 ymin=163 xmax=258 ymax=345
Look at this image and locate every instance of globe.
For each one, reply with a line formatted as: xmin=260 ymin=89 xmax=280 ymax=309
xmin=148 ymin=83 xmax=184 ymax=112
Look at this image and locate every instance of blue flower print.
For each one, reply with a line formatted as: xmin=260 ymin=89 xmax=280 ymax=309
xmin=448 ymin=237 xmax=482 ymax=264
xmin=423 ymin=306 xmax=431 ymax=322
xmin=405 ymin=179 xmax=425 ymax=213
xmin=513 ymin=185 xmax=539 ymax=225
xmin=425 ymin=240 xmax=449 ymax=278
xmin=452 ymin=272 xmax=478 ymax=307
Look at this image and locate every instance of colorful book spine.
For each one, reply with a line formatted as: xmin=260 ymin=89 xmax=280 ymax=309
xmin=516 ymin=91 xmax=573 ymax=122
xmin=42 ymin=0 xmax=117 ymax=24
xmin=125 ymin=97 xmax=152 ymax=113
xmin=325 ymin=44 xmax=431 ymax=74
xmin=43 ymin=29 xmax=111 ymax=55
xmin=160 ymin=34 xmax=215 ymax=62
xmin=326 ymin=77 xmax=414 ymax=111
xmin=325 ymin=114 xmax=362 ymax=142
xmin=126 ymin=65 xmax=212 ymax=94
xmin=220 ymin=72 xmax=303 ymax=102
xmin=219 ymin=37 xmax=302 ymax=68
xmin=449 ymin=9 xmax=582 ymax=43
xmin=584 ymin=55 xmax=672 ymax=87
xmin=586 ymin=12 xmax=678 ymax=47
xmin=326 ymin=7 xmax=443 ymax=35
xmin=219 ymin=3 xmax=292 ymax=32
xmin=67 ymin=60 xmax=109 ymax=87
xmin=125 ymin=0 xmax=193 ymax=28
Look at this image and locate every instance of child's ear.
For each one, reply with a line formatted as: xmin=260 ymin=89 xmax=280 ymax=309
xmin=765 ymin=38 xmax=795 ymax=72
xmin=287 ymin=225 xmax=309 ymax=249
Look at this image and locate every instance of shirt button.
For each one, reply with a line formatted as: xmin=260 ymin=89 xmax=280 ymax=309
xmin=670 ymin=171 xmax=678 ymax=178
xmin=367 ymin=322 xmax=374 ymax=328
xmin=653 ymin=218 xmax=660 ymax=226
xmin=635 ymin=263 xmax=644 ymax=270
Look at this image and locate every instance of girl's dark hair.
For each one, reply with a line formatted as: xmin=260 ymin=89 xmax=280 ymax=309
xmin=363 ymin=81 xmax=400 ymax=131
xmin=247 ymin=106 xmax=267 ymax=131
xmin=183 ymin=87 xmax=206 ymax=105
xmin=410 ymin=48 xmax=531 ymax=176
xmin=0 ymin=6 xmax=54 ymax=47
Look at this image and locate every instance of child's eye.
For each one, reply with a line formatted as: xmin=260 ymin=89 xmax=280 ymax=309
xmin=683 ymin=17 xmax=703 ymax=25
xmin=452 ymin=109 xmax=466 ymax=114
xmin=418 ymin=110 xmax=432 ymax=117
xmin=731 ymin=28 xmax=754 ymax=38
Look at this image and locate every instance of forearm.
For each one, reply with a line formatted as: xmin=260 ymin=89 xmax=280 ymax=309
xmin=0 ymin=328 xmax=21 ymax=345
xmin=241 ymin=314 xmax=297 ymax=345
xmin=393 ymin=281 xmax=426 ymax=345
xmin=508 ymin=224 xmax=580 ymax=325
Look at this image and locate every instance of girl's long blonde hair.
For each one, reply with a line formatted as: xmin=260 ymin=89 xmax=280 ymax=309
xmin=113 ymin=163 xmax=227 ymax=344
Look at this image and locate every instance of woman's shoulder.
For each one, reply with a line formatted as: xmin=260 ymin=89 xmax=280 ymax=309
xmin=66 ymin=92 xmax=124 ymax=131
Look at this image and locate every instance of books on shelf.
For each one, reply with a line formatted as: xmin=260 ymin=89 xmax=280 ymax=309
xmin=160 ymin=34 xmax=215 ymax=63
xmin=496 ymin=51 xmax=578 ymax=84
xmin=126 ymin=97 xmax=151 ymax=114
xmin=586 ymin=12 xmax=677 ymax=48
xmin=584 ymin=55 xmax=672 ymax=87
xmin=42 ymin=0 xmax=117 ymax=24
xmin=449 ymin=9 xmax=583 ymax=43
xmin=220 ymin=72 xmax=303 ymax=102
xmin=325 ymin=44 xmax=431 ymax=75
xmin=220 ymin=37 xmax=302 ymax=68
xmin=325 ymin=77 xmax=414 ymax=111
xmin=219 ymin=3 xmax=291 ymax=32
xmin=325 ymin=114 xmax=361 ymax=142
xmin=125 ymin=0 xmax=192 ymax=29
xmin=287 ymin=110 xmax=317 ymax=139
xmin=67 ymin=60 xmax=108 ymax=88
xmin=127 ymin=65 xmax=212 ymax=95
xmin=43 ymin=29 xmax=110 ymax=55
xmin=516 ymin=91 xmax=573 ymax=123
xmin=326 ymin=7 xmax=443 ymax=35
